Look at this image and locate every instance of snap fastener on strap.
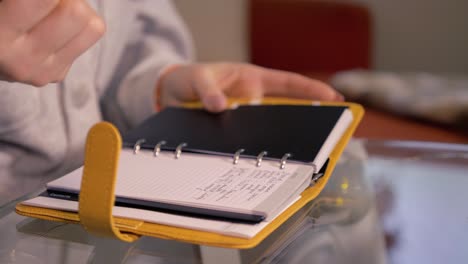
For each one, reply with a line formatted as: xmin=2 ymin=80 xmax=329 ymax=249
xmin=78 ymin=122 xmax=139 ymax=242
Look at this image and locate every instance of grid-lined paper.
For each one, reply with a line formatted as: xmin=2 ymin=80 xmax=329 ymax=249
xmin=48 ymin=149 xmax=314 ymax=213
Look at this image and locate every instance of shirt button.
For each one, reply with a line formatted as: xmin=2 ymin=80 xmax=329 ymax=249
xmin=72 ymin=83 xmax=90 ymax=108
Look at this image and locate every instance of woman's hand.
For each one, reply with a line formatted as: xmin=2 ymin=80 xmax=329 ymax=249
xmin=0 ymin=0 xmax=105 ymax=86
xmin=158 ymin=63 xmax=344 ymax=112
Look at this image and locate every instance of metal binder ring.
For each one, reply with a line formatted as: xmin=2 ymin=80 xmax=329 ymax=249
xmin=233 ymin=149 xmax=245 ymax=165
xmin=153 ymin=140 xmax=167 ymax=157
xmin=174 ymin=143 xmax=187 ymax=159
xmin=280 ymin=153 xmax=292 ymax=170
xmin=312 ymin=172 xmax=324 ymax=183
xmin=133 ymin=139 xmax=146 ymax=154
xmin=256 ymin=151 xmax=268 ymax=167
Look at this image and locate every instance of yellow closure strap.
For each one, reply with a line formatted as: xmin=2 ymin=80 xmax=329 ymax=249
xmin=78 ymin=122 xmax=139 ymax=242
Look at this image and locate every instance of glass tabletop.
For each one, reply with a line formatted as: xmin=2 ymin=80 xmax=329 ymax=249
xmin=365 ymin=140 xmax=468 ymax=264
xmin=0 ymin=139 xmax=466 ymax=264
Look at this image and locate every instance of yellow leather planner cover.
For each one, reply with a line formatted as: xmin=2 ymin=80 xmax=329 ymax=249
xmin=16 ymin=98 xmax=364 ymax=249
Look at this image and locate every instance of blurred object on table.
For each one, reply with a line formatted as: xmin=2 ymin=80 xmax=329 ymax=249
xmin=331 ymin=70 xmax=468 ymax=134
xmin=304 ymin=72 xmax=468 ymax=144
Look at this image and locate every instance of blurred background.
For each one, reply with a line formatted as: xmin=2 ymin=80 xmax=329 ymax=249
xmin=174 ymin=0 xmax=468 ymax=73
xmin=173 ymin=0 xmax=468 ymax=143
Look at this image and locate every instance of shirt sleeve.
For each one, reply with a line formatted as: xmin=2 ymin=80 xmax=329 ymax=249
xmin=97 ymin=0 xmax=194 ymax=132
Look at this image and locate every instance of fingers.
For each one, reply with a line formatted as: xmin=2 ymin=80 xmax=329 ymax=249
xmin=159 ymin=63 xmax=345 ymax=113
xmin=28 ymin=16 xmax=106 ymax=86
xmin=0 ymin=0 xmax=105 ymax=86
xmin=191 ymin=66 xmax=228 ymax=112
xmin=0 ymin=0 xmax=59 ymax=41
xmin=28 ymin=0 xmax=94 ymax=57
xmin=257 ymin=67 xmax=344 ymax=101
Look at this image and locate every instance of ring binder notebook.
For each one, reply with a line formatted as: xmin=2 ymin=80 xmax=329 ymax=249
xmin=130 ymin=141 xmax=304 ymax=171
xmin=16 ymin=98 xmax=364 ymax=249
xmin=121 ymin=104 xmax=353 ymax=173
xmin=130 ymin=135 xmax=309 ymax=172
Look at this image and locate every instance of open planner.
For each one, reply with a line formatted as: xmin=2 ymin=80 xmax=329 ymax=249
xmin=16 ymin=98 xmax=364 ymax=248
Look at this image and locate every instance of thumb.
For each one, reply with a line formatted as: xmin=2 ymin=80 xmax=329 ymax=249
xmin=192 ymin=66 xmax=228 ymax=112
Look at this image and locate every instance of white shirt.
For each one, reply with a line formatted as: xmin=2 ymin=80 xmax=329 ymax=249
xmin=0 ymin=0 xmax=194 ymax=203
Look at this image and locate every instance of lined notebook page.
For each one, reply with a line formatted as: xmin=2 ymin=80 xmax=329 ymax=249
xmin=48 ymin=149 xmax=314 ymax=213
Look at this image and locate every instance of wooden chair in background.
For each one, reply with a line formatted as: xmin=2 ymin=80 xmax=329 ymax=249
xmin=249 ymin=0 xmax=372 ymax=73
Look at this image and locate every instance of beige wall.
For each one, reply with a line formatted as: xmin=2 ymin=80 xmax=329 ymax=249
xmin=173 ymin=0 xmax=468 ymax=73
xmin=173 ymin=0 xmax=248 ymax=62
xmin=356 ymin=0 xmax=468 ymax=74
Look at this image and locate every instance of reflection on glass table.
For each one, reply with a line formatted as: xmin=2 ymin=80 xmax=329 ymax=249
xmin=0 ymin=139 xmax=466 ymax=263
xmin=367 ymin=141 xmax=468 ymax=264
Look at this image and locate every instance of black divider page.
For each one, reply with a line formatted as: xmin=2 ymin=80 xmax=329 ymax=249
xmin=123 ymin=105 xmax=347 ymax=163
